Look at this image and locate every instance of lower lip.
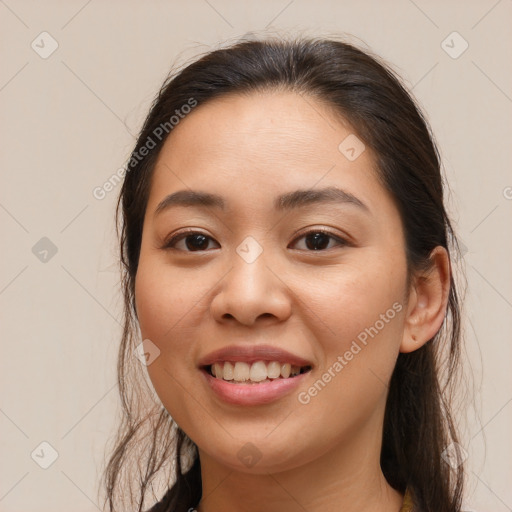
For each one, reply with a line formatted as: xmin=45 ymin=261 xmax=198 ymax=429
xmin=200 ymin=368 xmax=310 ymax=406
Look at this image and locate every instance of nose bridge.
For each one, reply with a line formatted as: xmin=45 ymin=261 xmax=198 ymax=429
xmin=235 ymin=235 xmax=266 ymax=267
xmin=229 ymin=234 xmax=274 ymax=297
xmin=211 ymin=234 xmax=291 ymax=325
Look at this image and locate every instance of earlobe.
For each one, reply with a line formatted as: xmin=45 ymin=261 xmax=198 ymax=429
xmin=400 ymin=246 xmax=451 ymax=353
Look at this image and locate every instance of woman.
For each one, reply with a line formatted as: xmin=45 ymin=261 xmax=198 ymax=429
xmin=102 ymin=35 xmax=465 ymax=512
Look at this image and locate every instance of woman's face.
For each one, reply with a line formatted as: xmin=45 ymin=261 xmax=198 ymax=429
xmin=135 ymin=91 xmax=410 ymax=474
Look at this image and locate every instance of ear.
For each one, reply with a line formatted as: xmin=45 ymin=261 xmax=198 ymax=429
xmin=400 ymin=246 xmax=451 ymax=353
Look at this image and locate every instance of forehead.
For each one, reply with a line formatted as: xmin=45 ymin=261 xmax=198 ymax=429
xmin=147 ymin=91 xmax=394 ymax=218
xmin=158 ymin=91 xmax=358 ymax=166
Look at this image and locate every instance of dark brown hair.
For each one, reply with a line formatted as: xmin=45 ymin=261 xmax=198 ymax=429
xmin=101 ymin=35 xmax=466 ymax=512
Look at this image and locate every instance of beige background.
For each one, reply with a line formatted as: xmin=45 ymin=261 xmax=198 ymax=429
xmin=1 ymin=1 xmax=511 ymax=510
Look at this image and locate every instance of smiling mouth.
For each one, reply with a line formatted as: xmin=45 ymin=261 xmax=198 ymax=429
xmin=203 ymin=360 xmax=312 ymax=384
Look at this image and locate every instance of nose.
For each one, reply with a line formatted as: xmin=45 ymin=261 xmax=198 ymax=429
xmin=210 ymin=249 xmax=292 ymax=327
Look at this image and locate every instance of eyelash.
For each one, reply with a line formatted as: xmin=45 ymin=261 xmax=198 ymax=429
xmin=160 ymin=228 xmax=350 ymax=253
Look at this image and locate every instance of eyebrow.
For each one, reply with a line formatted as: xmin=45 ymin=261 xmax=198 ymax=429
xmin=153 ymin=186 xmax=370 ymax=217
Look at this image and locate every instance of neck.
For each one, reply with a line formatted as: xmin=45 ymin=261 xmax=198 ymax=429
xmin=196 ymin=419 xmax=404 ymax=512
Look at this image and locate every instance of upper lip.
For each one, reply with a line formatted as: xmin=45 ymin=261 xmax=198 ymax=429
xmin=198 ymin=344 xmax=313 ymax=368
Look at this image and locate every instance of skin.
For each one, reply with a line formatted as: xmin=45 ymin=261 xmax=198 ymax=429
xmin=134 ymin=91 xmax=451 ymax=512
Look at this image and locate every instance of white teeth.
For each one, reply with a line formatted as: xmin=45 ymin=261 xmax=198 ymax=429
xmin=233 ymin=362 xmax=250 ymax=382
xmin=209 ymin=360 xmax=309 ymax=382
xmin=223 ymin=361 xmax=234 ymax=380
xmin=213 ymin=362 xmax=223 ymax=378
xmin=249 ymin=361 xmax=268 ymax=382
xmin=267 ymin=361 xmax=281 ymax=379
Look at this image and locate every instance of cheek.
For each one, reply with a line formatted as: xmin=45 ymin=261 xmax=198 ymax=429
xmin=293 ymin=270 xmax=405 ymax=443
xmin=295 ymin=255 xmax=406 ymax=409
xmin=134 ymin=262 xmax=206 ymax=424
xmin=302 ymin=256 xmax=405 ymax=350
xmin=135 ymin=260 xmax=203 ymax=341
xmin=133 ymin=261 xmax=210 ymax=399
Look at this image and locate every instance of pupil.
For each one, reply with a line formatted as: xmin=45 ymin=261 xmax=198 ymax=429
xmin=186 ymin=234 xmax=209 ymax=251
xmin=306 ymin=232 xmax=329 ymax=250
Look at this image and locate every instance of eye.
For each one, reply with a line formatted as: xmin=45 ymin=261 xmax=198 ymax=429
xmin=161 ymin=228 xmax=349 ymax=253
xmin=161 ymin=230 xmax=220 ymax=252
xmin=289 ymin=228 xmax=349 ymax=251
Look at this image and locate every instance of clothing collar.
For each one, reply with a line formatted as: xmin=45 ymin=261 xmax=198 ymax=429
xmin=399 ymin=488 xmax=414 ymax=512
